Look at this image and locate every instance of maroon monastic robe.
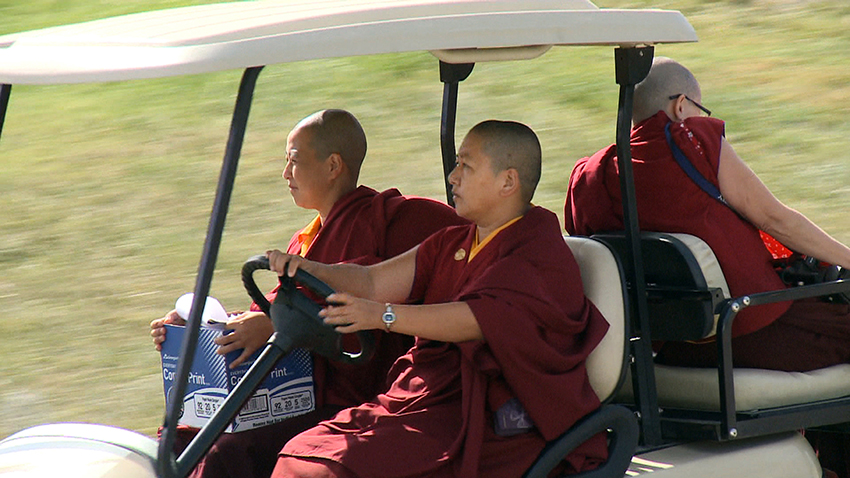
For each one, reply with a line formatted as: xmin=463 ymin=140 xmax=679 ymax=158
xmin=564 ymin=111 xmax=850 ymax=372
xmin=565 ymin=111 xmax=790 ymax=337
xmin=277 ymin=206 xmax=609 ymax=478
xmin=173 ymin=186 xmax=467 ymax=478
xmin=274 ymin=186 xmax=468 ymax=409
xmin=563 ymin=109 xmax=850 ymax=478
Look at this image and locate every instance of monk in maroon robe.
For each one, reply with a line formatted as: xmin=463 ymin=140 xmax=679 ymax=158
xmin=564 ymin=57 xmax=850 ymax=372
xmin=565 ymin=57 xmax=850 ymax=478
xmin=150 ymin=110 xmax=466 ymax=478
xmin=268 ymin=120 xmax=609 ymax=478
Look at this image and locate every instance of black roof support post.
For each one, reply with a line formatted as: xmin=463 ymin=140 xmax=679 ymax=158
xmin=0 ymin=84 xmax=11 ymax=143
xmin=613 ymin=46 xmax=662 ymax=447
xmin=439 ymin=61 xmax=474 ymax=207
xmin=157 ymin=65 xmax=264 ymax=478
xmin=175 ymin=337 xmax=287 ymax=477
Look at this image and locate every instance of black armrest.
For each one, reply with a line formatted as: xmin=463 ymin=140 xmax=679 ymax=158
xmin=710 ymin=278 xmax=850 ymax=439
xmin=716 ymin=278 xmax=850 ymax=355
xmin=724 ymin=279 xmax=850 ymax=310
xmin=523 ymin=404 xmax=638 ymax=478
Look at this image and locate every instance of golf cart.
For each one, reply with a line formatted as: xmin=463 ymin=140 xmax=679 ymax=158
xmin=0 ymin=1 xmax=848 ymax=477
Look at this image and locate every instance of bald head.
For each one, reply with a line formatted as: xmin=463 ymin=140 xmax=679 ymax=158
xmin=467 ymin=120 xmax=541 ymax=204
xmin=295 ymin=109 xmax=367 ymax=181
xmin=633 ymin=57 xmax=701 ymax=124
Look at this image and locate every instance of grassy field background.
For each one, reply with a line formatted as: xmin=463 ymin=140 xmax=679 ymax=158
xmin=0 ymin=0 xmax=847 ymax=439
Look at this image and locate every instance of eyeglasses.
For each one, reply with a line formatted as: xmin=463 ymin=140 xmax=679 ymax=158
xmin=668 ymin=94 xmax=712 ymax=117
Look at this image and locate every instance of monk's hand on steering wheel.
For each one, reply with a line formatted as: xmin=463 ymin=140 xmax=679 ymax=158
xmin=320 ymin=293 xmax=382 ymax=333
xmin=243 ymin=253 xmax=377 ymax=364
xmin=266 ymin=249 xmax=305 ymax=277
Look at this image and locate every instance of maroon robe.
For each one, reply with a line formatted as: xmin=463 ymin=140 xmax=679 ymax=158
xmin=275 ymin=186 xmax=468 ymax=409
xmin=171 ymin=186 xmax=467 ymax=478
xmin=564 ymin=111 xmax=850 ymax=372
xmin=565 ymin=110 xmax=790 ymax=337
xmin=276 ymin=206 xmax=609 ymax=478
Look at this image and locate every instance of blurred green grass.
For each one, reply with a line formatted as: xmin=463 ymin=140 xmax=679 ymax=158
xmin=0 ymin=0 xmax=847 ymax=439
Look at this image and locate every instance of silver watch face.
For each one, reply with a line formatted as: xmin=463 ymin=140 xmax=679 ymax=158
xmin=382 ymin=311 xmax=396 ymax=324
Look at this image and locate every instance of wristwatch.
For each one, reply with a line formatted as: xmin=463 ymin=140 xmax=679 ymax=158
xmin=381 ymin=303 xmax=397 ymax=332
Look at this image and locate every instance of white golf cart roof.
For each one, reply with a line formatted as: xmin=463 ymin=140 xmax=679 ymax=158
xmin=0 ymin=0 xmax=696 ymax=85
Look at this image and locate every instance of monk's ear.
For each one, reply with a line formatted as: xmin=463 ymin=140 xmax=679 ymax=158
xmin=670 ymin=95 xmax=688 ymax=122
xmin=499 ymin=168 xmax=521 ymax=198
xmin=326 ymin=153 xmax=345 ymax=180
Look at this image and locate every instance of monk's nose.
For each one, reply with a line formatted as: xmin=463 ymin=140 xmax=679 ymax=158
xmin=448 ymin=167 xmax=460 ymax=185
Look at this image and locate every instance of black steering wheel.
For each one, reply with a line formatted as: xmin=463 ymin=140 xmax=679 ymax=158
xmin=241 ymin=255 xmax=375 ymax=365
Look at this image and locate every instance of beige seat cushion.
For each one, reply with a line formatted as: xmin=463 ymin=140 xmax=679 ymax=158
xmin=653 ymin=363 xmax=850 ymax=411
xmin=616 ymin=360 xmax=850 ymax=412
xmin=564 ymin=236 xmax=626 ymax=402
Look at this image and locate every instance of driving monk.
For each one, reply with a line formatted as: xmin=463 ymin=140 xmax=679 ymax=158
xmin=268 ymin=119 xmax=610 ymax=478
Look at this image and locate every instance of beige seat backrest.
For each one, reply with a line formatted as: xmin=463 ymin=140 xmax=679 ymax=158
xmin=667 ymin=233 xmax=730 ymax=338
xmin=564 ymin=236 xmax=627 ymax=402
xmin=667 ymin=233 xmax=730 ymax=299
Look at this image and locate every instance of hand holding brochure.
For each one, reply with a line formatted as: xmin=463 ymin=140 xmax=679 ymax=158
xmin=160 ymin=294 xmax=315 ymax=432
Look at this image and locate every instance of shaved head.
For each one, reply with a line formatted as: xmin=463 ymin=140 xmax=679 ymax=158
xmin=295 ymin=109 xmax=367 ymax=180
xmin=467 ymin=120 xmax=541 ymax=204
xmin=633 ymin=57 xmax=701 ymax=124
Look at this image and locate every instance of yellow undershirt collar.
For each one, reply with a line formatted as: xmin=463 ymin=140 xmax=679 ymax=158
xmin=468 ymin=215 xmax=522 ymax=262
xmin=297 ymin=214 xmax=322 ymax=257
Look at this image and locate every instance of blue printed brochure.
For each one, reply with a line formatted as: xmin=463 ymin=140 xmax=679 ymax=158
xmin=160 ymin=297 xmax=314 ymax=433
